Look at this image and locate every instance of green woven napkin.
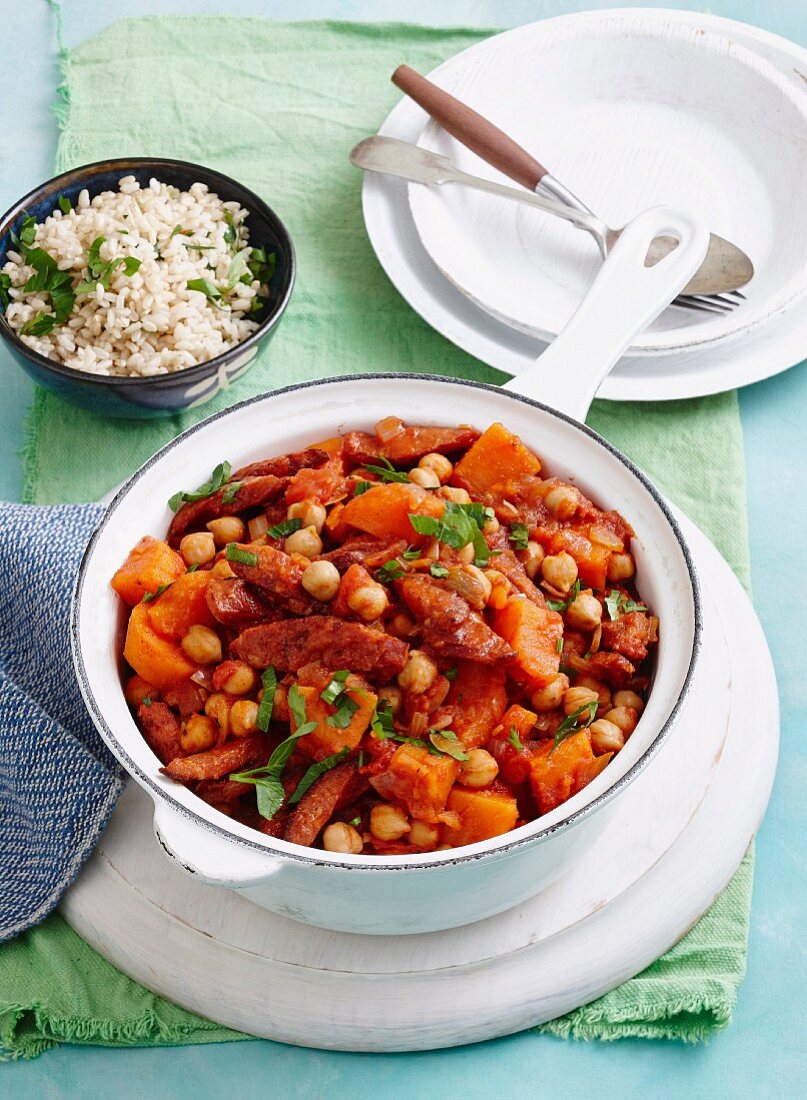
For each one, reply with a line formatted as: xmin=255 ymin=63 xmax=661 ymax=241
xmin=4 ymin=16 xmax=753 ymax=1058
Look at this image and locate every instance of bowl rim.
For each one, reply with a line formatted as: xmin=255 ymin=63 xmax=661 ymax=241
xmin=71 ymin=373 xmax=703 ymax=872
xmin=0 ymin=156 xmax=296 ymax=387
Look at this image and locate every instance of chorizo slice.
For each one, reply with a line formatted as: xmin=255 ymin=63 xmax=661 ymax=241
xmin=343 ymin=424 xmax=480 ymax=466
xmin=233 ymin=447 xmax=329 ymax=480
xmin=582 ymin=651 xmax=636 ymax=688
xmin=397 ymin=574 xmax=515 ymax=664
xmin=167 ymin=474 xmax=289 ymax=546
xmin=318 ymin=535 xmax=407 ymax=573
xmin=231 ymin=617 xmax=409 ymax=681
xmin=227 ymin=544 xmax=312 ymax=613
xmin=162 ymin=680 xmax=208 ymax=718
xmin=138 ymin=701 xmax=182 ymax=764
xmin=161 ymin=733 xmax=269 ymax=782
xmin=600 ymin=611 xmax=658 ymax=663
xmin=284 ymin=762 xmax=363 ymax=847
xmin=195 ymin=777 xmax=251 ymax=804
xmin=206 ymin=575 xmax=281 ymax=626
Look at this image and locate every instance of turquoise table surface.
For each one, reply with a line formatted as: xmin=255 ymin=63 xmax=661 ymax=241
xmin=2 ymin=2 xmax=805 ymax=1097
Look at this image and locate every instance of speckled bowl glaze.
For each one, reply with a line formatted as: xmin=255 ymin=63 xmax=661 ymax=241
xmin=0 ymin=158 xmax=295 ymax=419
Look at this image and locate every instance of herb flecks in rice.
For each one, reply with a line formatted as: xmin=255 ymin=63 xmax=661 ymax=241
xmin=1 ymin=176 xmax=273 ymax=378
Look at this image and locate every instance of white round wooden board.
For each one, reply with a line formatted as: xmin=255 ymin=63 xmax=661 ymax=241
xmin=361 ymin=8 xmax=807 ymax=401
xmin=61 ymin=514 xmax=778 ymax=1051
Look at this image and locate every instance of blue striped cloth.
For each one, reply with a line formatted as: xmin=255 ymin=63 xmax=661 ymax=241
xmin=0 ymin=503 xmax=123 ymax=941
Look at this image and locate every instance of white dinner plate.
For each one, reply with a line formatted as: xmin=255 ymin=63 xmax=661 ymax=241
xmin=362 ymin=8 xmax=807 ymax=401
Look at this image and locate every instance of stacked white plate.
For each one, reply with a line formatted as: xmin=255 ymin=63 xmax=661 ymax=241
xmin=363 ymin=8 xmax=807 ymax=400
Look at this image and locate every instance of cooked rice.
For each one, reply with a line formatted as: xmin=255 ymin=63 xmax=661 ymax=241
xmin=1 ymin=176 xmax=266 ymax=377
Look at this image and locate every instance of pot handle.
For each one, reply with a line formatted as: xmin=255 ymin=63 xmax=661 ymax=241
xmin=502 ymin=206 xmax=710 ymax=422
xmin=153 ymin=800 xmax=284 ymax=887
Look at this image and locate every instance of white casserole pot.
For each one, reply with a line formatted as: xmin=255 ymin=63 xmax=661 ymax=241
xmin=72 ymin=207 xmax=707 ymax=934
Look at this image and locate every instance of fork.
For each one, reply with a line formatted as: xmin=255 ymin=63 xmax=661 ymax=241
xmin=391 ymin=65 xmax=753 ymax=315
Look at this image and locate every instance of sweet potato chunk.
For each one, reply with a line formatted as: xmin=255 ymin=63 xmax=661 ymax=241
xmin=161 ymin=733 xmax=269 ymax=782
xmin=398 ymin=575 xmax=515 ymax=664
xmin=529 ymin=731 xmax=613 ymax=814
xmin=451 ymin=423 xmax=541 ymax=497
xmin=284 ymin=762 xmax=362 ymax=846
xmin=124 ymin=602 xmax=198 ymax=688
xmin=492 ymin=596 xmax=562 ymax=689
xmin=340 ymin=482 xmax=444 ymax=541
xmin=147 ymin=570 xmax=214 ymax=639
xmin=137 ymin=701 xmax=182 ymax=764
xmin=444 ymin=663 xmax=508 ymax=749
xmin=292 ymin=684 xmax=378 ymax=761
xmin=441 ymin=786 xmax=519 ymax=847
xmin=111 ymin=537 xmax=185 ymax=607
xmin=232 ymin=617 xmax=408 ymax=681
xmin=370 ymin=743 xmax=458 ymax=824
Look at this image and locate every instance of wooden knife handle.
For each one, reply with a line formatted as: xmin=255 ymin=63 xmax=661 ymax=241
xmin=391 ymin=64 xmax=549 ymax=190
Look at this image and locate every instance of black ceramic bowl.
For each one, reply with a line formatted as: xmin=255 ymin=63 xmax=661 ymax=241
xmin=0 ymin=158 xmax=295 ymax=419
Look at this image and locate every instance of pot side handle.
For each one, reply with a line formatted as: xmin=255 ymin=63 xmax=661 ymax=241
xmin=503 ymin=205 xmax=710 ymax=422
xmin=153 ymin=801 xmax=284 ymax=887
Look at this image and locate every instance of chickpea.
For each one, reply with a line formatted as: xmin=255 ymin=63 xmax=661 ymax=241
xmin=531 ymin=673 xmax=569 ymax=712
xmin=370 ymin=803 xmax=410 ymax=841
xmin=220 ymin=661 xmax=257 ymax=696
xmin=614 ymin=689 xmax=645 ymax=713
xmin=589 ymin=718 xmax=625 ymax=754
xmin=210 ymin=558 xmax=235 ymax=579
xmin=287 ymin=500 xmax=327 ymax=534
xmin=179 ymin=531 xmax=215 ymax=566
xmin=388 ymin=610 xmax=416 ymax=638
xmin=398 ymin=650 xmax=438 ymax=695
xmin=347 ymin=581 xmax=389 ymax=622
xmin=520 ymin=541 xmax=545 ymax=580
xmin=483 ymin=515 xmax=500 ymax=535
xmin=284 ymin=525 xmax=322 ymax=559
xmin=377 ymin=685 xmax=403 ymax=714
xmin=607 ymin=552 xmax=635 ymax=582
xmin=180 ymin=714 xmax=218 ymax=753
xmin=408 ymin=819 xmax=439 ymax=848
xmin=544 ymin=484 xmax=579 ymax=520
xmin=418 ymin=452 xmax=453 ymax=483
xmin=541 ymin=551 xmax=578 ymax=593
xmin=301 ymin=559 xmax=341 ymax=601
xmin=457 ymin=543 xmax=476 ymax=564
xmin=565 ymin=591 xmax=603 ymax=631
xmin=438 ymin=486 xmax=471 ymax=504
xmin=408 ymin=466 xmax=441 ymax=490
xmin=272 ymin=683 xmax=290 ymax=722
xmin=125 ymin=674 xmax=159 ymax=708
xmin=603 ymin=706 xmax=639 ymax=736
xmin=458 ymin=748 xmax=499 ymax=789
xmin=575 ymin=674 xmax=611 ymax=710
xmin=181 ymin=624 xmax=222 ymax=664
xmin=206 ymin=516 xmax=246 ymax=546
xmin=322 ymin=822 xmax=363 ymax=854
xmin=205 ymin=691 xmax=232 ymax=737
xmin=563 ymin=685 xmax=600 ymax=716
xmin=230 ymin=699 xmax=259 ymax=737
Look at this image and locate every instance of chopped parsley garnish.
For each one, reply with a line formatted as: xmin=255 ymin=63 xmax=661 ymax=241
xmin=17 ymin=248 xmax=76 ymax=336
xmin=76 ymin=236 xmax=141 ymax=293
xmin=58 ymin=195 xmax=72 ymax=215
xmin=604 ymin=590 xmax=648 ymax=621
xmin=186 ymin=563 xmax=200 ymax=573
xmin=142 ymin=696 xmax=152 ymax=707
xmin=141 ymin=582 xmax=173 ymax=604
xmin=377 ymin=559 xmax=405 ymax=582
xmin=327 ymin=694 xmax=360 ymax=729
xmin=508 ymin=726 xmax=523 ymax=752
xmin=186 ymin=277 xmax=222 ymax=304
xmin=402 ymin=546 xmax=421 ymax=561
xmin=546 ymin=579 xmax=582 ymax=613
xmin=508 ymin=522 xmax=530 ymax=551
xmin=408 ymin=501 xmax=493 ymax=567
xmin=10 ymin=214 xmax=36 ymax=253
xmin=370 ymin=701 xmax=395 ymax=740
xmin=248 ymin=245 xmax=276 ymax=285
xmin=223 ymin=211 xmax=238 ymax=248
xmin=289 ymin=747 xmax=352 ymax=805
xmin=225 ymin=543 xmax=258 ymax=567
xmin=168 ymin=461 xmax=232 ymax=511
xmin=255 ymin=667 xmax=277 ymax=732
xmin=170 ymin=225 xmax=192 ymax=238
xmin=551 ymin=701 xmax=598 ymax=753
xmin=0 ymin=273 xmax=11 ymax=309
xmin=353 ymin=480 xmax=372 ymax=497
xmin=556 ymin=637 xmax=563 ymax=654
xmin=221 ymin=480 xmax=243 ymax=505
xmin=429 ymin=562 xmax=449 ymax=578
xmin=444 ymin=665 xmax=458 ymax=682
xmin=428 ymin=729 xmax=469 ymax=761
xmin=365 ymin=457 xmax=409 ymax=483
xmin=321 ymin=671 xmax=350 ymax=705
xmin=348 ymin=816 xmax=361 ymax=828
xmin=267 ymin=517 xmax=303 ymax=540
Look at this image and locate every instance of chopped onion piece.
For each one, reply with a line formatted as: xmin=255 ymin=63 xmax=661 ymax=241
xmin=375 ymin=415 xmax=404 ymax=443
xmin=248 ymin=513 xmax=269 ymax=541
xmin=590 ymin=524 xmax=624 ymax=551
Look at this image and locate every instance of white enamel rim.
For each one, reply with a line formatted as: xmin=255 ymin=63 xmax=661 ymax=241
xmin=405 ymin=12 xmax=807 ymax=353
xmin=361 ymin=8 xmax=807 ymax=400
xmin=71 ymin=374 xmax=701 ymax=873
